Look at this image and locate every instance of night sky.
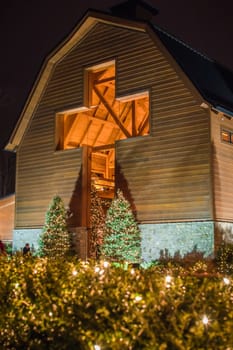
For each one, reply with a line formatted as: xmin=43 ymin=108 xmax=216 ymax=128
xmin=1 ymin=0 xmax=233 ymax=150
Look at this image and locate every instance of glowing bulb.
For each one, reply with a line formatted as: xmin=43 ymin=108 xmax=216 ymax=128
xmin=223 ymin=277 xmax=230 ymax=285
xmin=135 ymin=295 xmax=142 ymax=302
xmin=202 ymin=315 xmax=209 ymax=325
xmin=94 ymin=345 xmax=101 ymax=350
xmin=130 ymin=268 xmax=135 ymax=275
xmin=95 ymin=266 xmax=100 ymax=273
xmin=72 ymin=270 xmax=78 ymax=276
xmin=165 ymin=275 xmax=172 ymax=284
xmin=103 ymin=261 xmax=109 ymax=268
xmin=49 ymin=312 xmax=53 ymax=317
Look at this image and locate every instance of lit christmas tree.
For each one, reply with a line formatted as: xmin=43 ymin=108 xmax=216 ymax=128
xmin=38 ymin=195 xmax=72 ymax=258
xmin=89 ymin=186 xmax=105 ymax=259
xmin=101 ymin=189 xmax=141 ymax=263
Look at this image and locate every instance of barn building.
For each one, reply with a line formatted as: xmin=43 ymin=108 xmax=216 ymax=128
xmin=5 ymin=1 xmax=233 ymax=260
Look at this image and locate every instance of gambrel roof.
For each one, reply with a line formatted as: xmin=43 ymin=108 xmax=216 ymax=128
xmin=155 ymin=26 xmax=233 ymax=116
xmin=5 ymin=4 xmax=233 ymax=152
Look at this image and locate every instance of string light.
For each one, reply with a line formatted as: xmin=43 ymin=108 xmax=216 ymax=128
xmin=134 ymin=295 xmax=143 ymax=302
xmin=202 ymin=315 xmax=209 ymax=325
xmin=165 ymin=275 xmax=172 ymax=283
xmin=223 ymin=277 xmax=230 ymax=285
xmin=94 ymin=345 xmax=101 ymax=350
xmin=2 ymin=254 xmax=233 ymax=347
xmin=165 ymin=275 xmax=172 ymax=287
xmin=103 ymin=261 xmax=109 ymax=268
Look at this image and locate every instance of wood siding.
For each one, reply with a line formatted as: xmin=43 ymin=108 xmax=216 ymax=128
xmin=116 ymin=107 xmax=211 ymax=222
xmin=16 ymin=22 xmax=212 ymax=228
xmin=211 ymin=112 xmax=233 ymax=221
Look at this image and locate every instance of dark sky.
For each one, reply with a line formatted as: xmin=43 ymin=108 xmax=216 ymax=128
xmin=1 ymin=0 xmax=233 ymax=150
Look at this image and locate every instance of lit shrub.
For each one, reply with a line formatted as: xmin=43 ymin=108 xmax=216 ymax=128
xmin=0 ymin=256 xmax=233 ymax=349
xmin=215 ymin=243 xmax=233 ymax=274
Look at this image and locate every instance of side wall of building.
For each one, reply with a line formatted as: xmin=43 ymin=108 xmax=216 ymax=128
xmin=211 ymin=111 xmax=233 ymax=251
xmin=211 ymin=111 xmax=233 ymax=221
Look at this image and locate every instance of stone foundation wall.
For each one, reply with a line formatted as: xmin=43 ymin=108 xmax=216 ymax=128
xmin=140 ymin=221 xmax=214 ymax=262
xmin=13 ymin=227 xmax=88 ymax=258
xmin=15 ymin=221 xmax=233 ymax=261
xmin=13 ymin=229 xmax=42 ymax=253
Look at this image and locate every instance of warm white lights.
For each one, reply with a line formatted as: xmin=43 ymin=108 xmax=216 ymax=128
xmin=165 ymin=275 xmax=172 ymax=287
xmin=103 ymin=261 xmax=109 ymax=268
xmin=134 ymin=295 xmax=143 ymax=302
xmin=94 ymin=345 xmax=101 ymax=350
xmin=223 ymin=277 xmax=230 ymax=285
xmin=165 ymin=275 xmax=172 ymax=283
xmin=202 ymin=315 xmax=209 ymax=325
xmin=94 ymin=265 xmax=105 ymax=276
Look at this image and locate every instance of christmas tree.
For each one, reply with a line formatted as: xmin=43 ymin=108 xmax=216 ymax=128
xmin=101 ymin=189 xmax=141 ymax=263
xmin=38 ymin=195 xmax=72 ymax=258
xmin=89 ymin=186 xmax=105 ymax=259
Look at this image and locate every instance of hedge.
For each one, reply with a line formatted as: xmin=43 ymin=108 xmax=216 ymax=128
xmin=0 ymin=256 xmax=232 ymax=349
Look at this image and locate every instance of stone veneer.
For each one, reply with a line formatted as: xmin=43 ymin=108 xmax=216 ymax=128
xmin=14 ymin=221 xmax=233 ymax=260
xmin=13 ymin=229 xmax=42 ymax=253
xmin=13 ymin=227 xmax=88 ymax=257
xmin=140 ymin=221 xmax=215 ymax=262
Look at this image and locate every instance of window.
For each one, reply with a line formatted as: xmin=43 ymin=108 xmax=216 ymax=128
xmin=221 ymin=129 xmax=233 ymax=144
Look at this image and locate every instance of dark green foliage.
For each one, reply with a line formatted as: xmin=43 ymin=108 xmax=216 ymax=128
xmin=3 ymin=241 xmax=12 ymax=255
xmin=38 ymin=195 xmax=72 ymax=258
xmin=101 ymin=189 xmax=141 ymax=263
xmin=0 ymin=257 xmax=233 ymax=349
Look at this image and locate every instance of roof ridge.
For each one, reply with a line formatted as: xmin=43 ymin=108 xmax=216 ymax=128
xmin=153 ymin=23 xmax=213 ymax=63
